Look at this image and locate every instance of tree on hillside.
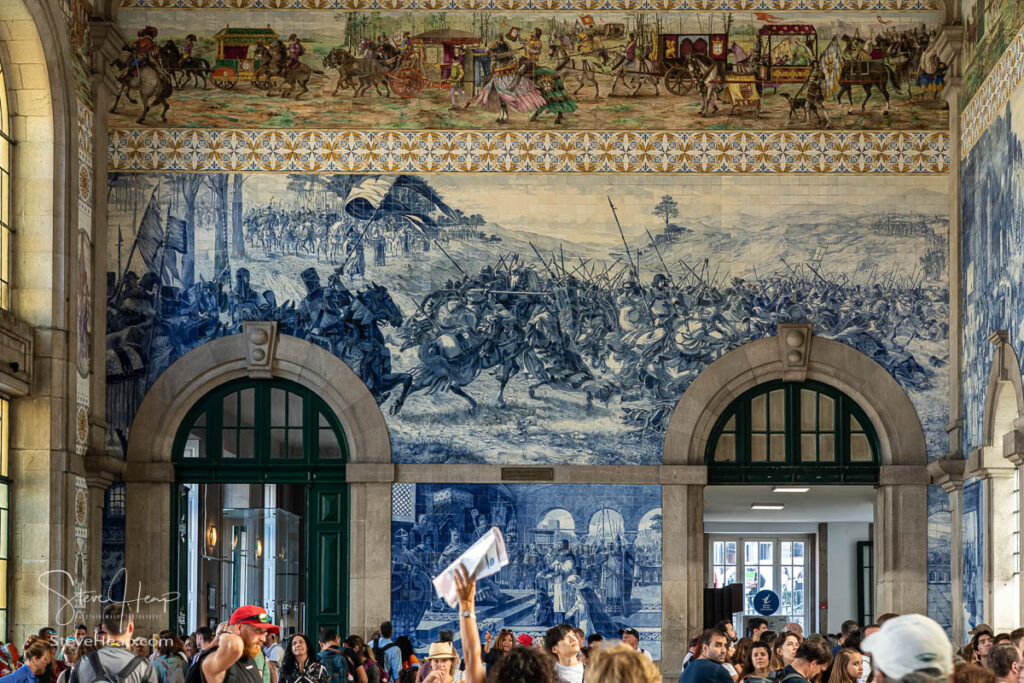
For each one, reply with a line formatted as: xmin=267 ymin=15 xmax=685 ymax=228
xmin=652 ymin=195 xmax=679 ymax=231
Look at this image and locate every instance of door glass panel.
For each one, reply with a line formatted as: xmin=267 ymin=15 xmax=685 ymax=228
xmin=746 ymin=542 xmax=758 ymax=565
xmin=801 ymin=390 xmax=815 ymax=430
xmin=239 ymin=388 xmax=255 ymax=427
xmin=223 ymin=394 xmax=238 ymax=427
xmin=759 ymin=542 xmax=773 ymax=563
xmin=238 ymin=429 xmax=254 ymax=459
xmin=752 ymin=435 xmax=767 ymax=462
xmin=819 ymin=394 xmax=834 ymax=430
xmin=769 ymin=389 xmax=785 ymax=430
xmin=714 ymin=541 xmax=725 ymax=565
xmin=318 ymin=429 xmax=341 ymax=459
xmin=752 ymin=394 xmax=766 ymax=431
xmin=781 ymin=542 xmax=792 ymax=563
xmin=270 ymin=388 xmax=287 ymax=426
xmin=725 ymin=566 xmax=736 ymax=585
xmin=715 ymin=566 xmax=726 ymax=587
xmin=851 ymin=415 xmax=863 ymax=431
xmin=288 ymin=392 xmax=303 ymax=427
xmin=770 ymin=434 xmax=786 ymax=462
xmin=287 ymin=428 xmax=303 ymax=459
xmin=818 ymin=434 xmax=835 ymax=462
xmin=223 ymin=430 xmax=238 ymax=458
xmin=725 ymin=542 xmax=736 ymax=565
xmin=851 ymin=434 xmax=871 ymax=462
xmin=793 ymin=542 xmax=804 ymax=561
xmin=715 ymin=434 xmax=736 ymax=462
xmin=801 ymin=434 xmax=815 ymax=462
xmin=724 ymin=415 xmax=735 ymax=431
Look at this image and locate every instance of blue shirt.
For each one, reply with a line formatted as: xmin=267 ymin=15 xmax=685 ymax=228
xmin=370 ymin=639 xmax=401 ymax=680
xmin=679 ymin=659 xmax=734 ymax=683
xmin=0 ymin=666 xmax=39 ymax=683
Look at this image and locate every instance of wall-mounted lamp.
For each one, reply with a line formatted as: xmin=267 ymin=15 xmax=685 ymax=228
xmin=206 ymin=523 xmax=218 ymax=552
xmin=255 ymin=540 xmax=263 ymax=559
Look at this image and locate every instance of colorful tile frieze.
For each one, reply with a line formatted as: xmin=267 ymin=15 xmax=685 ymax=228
xmin=111 ymin=9 xmax=947 ymax=133
xmin=960 ymin=23 xmax=1024 ymax=160
xmin=120 ymin=0 xmax=939 ymax=10
xmin=108 ymin=128 xmax=950 ymax=172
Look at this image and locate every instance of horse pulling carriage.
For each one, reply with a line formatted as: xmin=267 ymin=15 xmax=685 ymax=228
xmin=389 ymin=29 xmax=481 ymax=99
xmin=210 ymin=26 xmax=278 ymax=90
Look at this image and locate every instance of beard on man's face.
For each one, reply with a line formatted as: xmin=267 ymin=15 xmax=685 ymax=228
xmin=242 ymin=634 xmax=265 ymax=659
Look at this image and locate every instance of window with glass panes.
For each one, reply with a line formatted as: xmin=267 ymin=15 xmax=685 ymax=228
xmin=706 ymin=381 xmax=880 ymax=483
xmin=174 ymin=379 xmax=347 ymax=470
xmin=0 ymin=58 xmax=11 ymax=309
xmin=711 ymin=540 xmax=737 ymax=588
xmin=708 ymin=535 xmax=811 ymax=635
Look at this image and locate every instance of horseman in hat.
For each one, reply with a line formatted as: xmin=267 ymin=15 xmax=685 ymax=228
xmin=119 ymin=25 xmax=162 ymax=85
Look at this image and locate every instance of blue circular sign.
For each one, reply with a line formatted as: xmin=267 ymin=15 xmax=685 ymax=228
xmin=753 ymin=590 xmax=781 ymax=616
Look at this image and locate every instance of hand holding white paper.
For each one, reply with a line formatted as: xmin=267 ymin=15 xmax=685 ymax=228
xmin=432 ymin=526 xmax=509 ymax=608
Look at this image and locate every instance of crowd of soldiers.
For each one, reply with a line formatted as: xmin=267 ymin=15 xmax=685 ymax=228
xmin=394 ymin=252 xmax=946 ymax=432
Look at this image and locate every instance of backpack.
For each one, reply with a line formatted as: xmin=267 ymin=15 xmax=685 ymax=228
xmin=369 ymin=642 xmax=398 ymax=683
xmin=362 ymin=660 xmax=388 ymax=683
xmin=71 ymin=650 xmax=149 ymax=683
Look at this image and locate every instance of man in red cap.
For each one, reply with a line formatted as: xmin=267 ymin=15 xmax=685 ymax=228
xmin=199 ymin=606 xmax=279 ymax=683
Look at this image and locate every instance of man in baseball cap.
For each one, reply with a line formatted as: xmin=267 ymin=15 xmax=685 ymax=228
xmin=199 ymin=606 xmax=278 ymax=683
xmin=861 ymin=614 xmax=952 ymax=682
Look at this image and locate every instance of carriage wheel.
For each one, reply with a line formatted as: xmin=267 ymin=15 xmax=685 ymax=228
xmin=390 ymin=68 xmax=424 ymax=98
xmin=211 ymin=66 xmax=238 ymax=90
xmin=664 ymin=65 xmax=695 ymax=96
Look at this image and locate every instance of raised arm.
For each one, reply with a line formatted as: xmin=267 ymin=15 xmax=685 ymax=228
xmin=453 ymin=566 xmax=485 ymax=683
xmin=202 ymin=633 xmax=244 ymax=683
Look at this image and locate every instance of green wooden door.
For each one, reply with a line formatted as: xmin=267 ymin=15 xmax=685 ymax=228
xmin=306 ymin=484 xmax=348 ymax=639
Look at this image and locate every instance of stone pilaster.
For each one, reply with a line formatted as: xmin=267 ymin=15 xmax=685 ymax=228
xmin=661 ymin=466 xmax=706 ymax=679
xmin=930 ymin=457 xmax=965 ymax=644
xmin=875 ymin=465 xmax=930 ymax=616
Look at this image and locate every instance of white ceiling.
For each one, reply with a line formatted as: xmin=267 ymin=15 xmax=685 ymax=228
xmin=703 ymin=485 xmax=875 ymax=523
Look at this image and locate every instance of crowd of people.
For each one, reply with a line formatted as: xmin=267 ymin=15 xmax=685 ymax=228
xmin=0 ymin=571 xmax=1016 ymax=683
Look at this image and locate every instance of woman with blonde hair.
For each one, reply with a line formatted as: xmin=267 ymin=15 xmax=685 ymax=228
xmin=586 ymin=642 xmax=661 ymax=683
xmin=827 ymin=648 xmax=863 ymax=683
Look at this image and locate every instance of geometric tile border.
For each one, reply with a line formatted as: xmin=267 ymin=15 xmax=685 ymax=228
xmin=119 ymin=0 xmax=939 ymax=10
xmin=109 ymin=129 xmax=950 ymax=174
xmin=961 ymin=24 xmax=1024 ymax=160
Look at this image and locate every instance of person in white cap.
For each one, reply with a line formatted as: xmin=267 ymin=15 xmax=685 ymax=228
xmin=861 ymin=615 xmax=953 ymax=683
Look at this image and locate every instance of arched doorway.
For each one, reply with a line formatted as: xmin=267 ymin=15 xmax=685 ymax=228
xmin=171 ymin=378 xmax=348 ymax=638
xmin=661 ymin=325 xmax=930 ymax=666
xmin=123 ymin=324 xmax=390 ymax=635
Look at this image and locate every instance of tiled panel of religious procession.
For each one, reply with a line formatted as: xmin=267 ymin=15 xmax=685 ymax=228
xmin=391 ymin=484 xmax=662 ymax=656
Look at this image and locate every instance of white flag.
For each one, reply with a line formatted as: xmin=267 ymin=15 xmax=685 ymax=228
xmin=432 ymin=526 xmax=509 ymax=608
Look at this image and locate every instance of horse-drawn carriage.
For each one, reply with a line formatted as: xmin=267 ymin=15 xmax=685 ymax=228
xmin=655 ymin=32 xmax=728 ymax=95
xmin=210 ymin=26 xmax=278 ymax=90
xmin=757 ymin=24 xmax=819 ymax=88
xmin=386 ymin=29 xmax=480 ymax=99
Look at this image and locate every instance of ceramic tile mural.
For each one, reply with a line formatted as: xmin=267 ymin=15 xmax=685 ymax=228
xmin=110 ymin=8 xmax=946 ymax=132
xmin=962 ymin=0 xmax=1024 ymax=112
xmin=928 ymin=484 xmax=952 ymax=634
xmin=960 ymin=23 xmax=1024 ymax=160
xmin=105 ymin=172 xmax=949 ymax=464
xmin=962 ymin=478 xmax=984 ymax=638
xmin=391 ymin=483 xmax=661 ymax=656
xmin=120 ymin=0 xmax=941 ymax=9
xmin=961 ymin=82 xmax=1024 ymax=454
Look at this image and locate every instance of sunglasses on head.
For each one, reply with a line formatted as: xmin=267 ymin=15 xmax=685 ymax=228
xmin=238 ymin=613 xmax=271 ymax=625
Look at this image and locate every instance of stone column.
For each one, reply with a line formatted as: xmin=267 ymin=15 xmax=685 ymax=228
xmin=967 ymin=446 xmax=1018 ymax=632
xmin=875 ymin=465 xmax=930 ymax=616
xmin=124 ymin=460 xmax=175 ymax=632
xmin=347 ymin=464 xmax=394 ymax=638
xmin=930 ymin=457 xmax=965 ymax=644
xmin=661 ymin=466 xmax=706 ymax=679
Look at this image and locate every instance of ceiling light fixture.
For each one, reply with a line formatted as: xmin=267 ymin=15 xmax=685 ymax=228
xmin=772 ymin=486 xmax=810 ymax=493
xmin=750 ymin=504 xmax=785 ymax=511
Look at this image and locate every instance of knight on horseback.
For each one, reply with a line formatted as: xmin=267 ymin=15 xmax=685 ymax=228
xmin=118 ymin=26 xmax=163 ymax=86
xmin=286 ymin=33 xmax=304 ymax=69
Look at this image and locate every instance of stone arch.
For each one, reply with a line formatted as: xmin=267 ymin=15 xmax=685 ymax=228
xmin=126 ymin=324 xmax=390 ymax=465
xmin=664 ymin=324 xmax=927 ymax=467
xmin=982 ymin=331 xmax=1024 ymax=449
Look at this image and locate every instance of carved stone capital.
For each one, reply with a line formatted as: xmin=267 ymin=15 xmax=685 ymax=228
xmin=928 ymin=456 xmax=966 ymax=493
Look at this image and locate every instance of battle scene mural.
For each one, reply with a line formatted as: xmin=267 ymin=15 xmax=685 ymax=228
xmin=390 ymin=483 xmax=662 ymax=656
xmin=109 ymin=9 xmax=948 ymax=131
xmin=106 ymin=172 xmax=950 ymax=465
xmin=961 ymin=83 xmax=1024 ymax=456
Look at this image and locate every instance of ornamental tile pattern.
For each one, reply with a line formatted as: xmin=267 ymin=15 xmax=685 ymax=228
xmin=118 ymin=0 xmax=937 ymax=9
xmin=109 ymin=128 xmax=950 ymax=174
xmin=961 ymin=24 xmax=1024 ymax=160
